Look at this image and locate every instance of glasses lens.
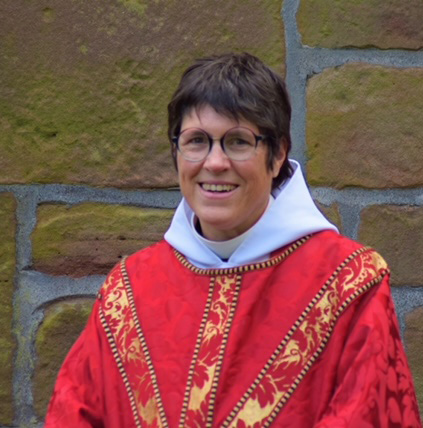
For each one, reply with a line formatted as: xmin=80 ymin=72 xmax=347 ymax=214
xmin=178 ymin=129 xmax=209 ymax=161
xmin=223 ymin=128 xmax=257 ymax=160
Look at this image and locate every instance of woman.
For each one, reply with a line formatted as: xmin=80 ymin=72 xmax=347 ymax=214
xmin=46 ymin=53 xmax=421 ymax=427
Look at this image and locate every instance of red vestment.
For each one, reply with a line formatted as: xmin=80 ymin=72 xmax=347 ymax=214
xmin=46 ymin=231 xmax=421 ymax=427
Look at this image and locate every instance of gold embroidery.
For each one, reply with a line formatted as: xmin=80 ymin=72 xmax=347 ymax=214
xmin=174 ymin=235 xmax=311 ymax=276
xmin=221 ymin=249 xmax=389 ymax=427
xmin=179 ymin=277 xmax=216 ymax=427
xmin=99 ymin=271 xmax=143 ymax=428
xmin=100 ymin=238 xmax=388 ymax=428
xmin=120 ymin=263 xmax=169 ymax=426
xmin=181 ymin=274 xmax=242 ymax=427
xmin=99 ymin=261 xmax=169 ymax=428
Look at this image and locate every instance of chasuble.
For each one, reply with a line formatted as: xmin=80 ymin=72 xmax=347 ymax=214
xmin=46 ymin=231 xmax=421 ymax=427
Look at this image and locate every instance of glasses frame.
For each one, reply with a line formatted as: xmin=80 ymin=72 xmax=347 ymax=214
xmin=172 ymin=126 xmax=265 ymax=162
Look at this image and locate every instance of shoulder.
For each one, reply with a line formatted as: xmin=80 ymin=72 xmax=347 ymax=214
xmin=306 ymin=230 xmax=387 ymax=266
xmin=97 ymin=240 xmax=173 ymax=296
xmin=125 ymin=239 xmax=175 ymax=273
xmin=288 ymin=231 xmax=389 ymax=289
xmin=129 ymin=239 xmax=173 ymax=260
xmin=291 ymin=233 xmax=391 ymax=333
xmin=100 ymin=240 xmax=189 ymax=297
xmin=305 ymin=230 xmax=364 ymax=255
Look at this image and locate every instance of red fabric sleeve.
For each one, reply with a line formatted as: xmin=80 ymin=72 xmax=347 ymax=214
xmin=45 ymin=301 xmax=105 ymax=428
xmin=315 ymin=277 xmax=421 ymax=428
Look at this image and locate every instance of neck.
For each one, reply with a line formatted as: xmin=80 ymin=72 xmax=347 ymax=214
xmin=192 ymin=196 xmax=274 ymax=260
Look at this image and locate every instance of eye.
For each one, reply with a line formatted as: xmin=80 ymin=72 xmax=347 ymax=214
xmin=179 ymin=129 xmax=209 ymax=156
xmin=225 ymin=135 xmax=255 ymax=149
xmin=233 ymin=138 xmax=251 ymax=146
xmin=188 ymin=136 xmax=207 ymax=145
xmin=179 ymin=130 xmax=208 ymax=147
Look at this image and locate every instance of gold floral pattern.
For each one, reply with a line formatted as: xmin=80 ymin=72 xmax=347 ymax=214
xmin=99 ymin=261 xmax=169 ymax=428
xmin=220 ymin=249 xmax=389 ymax=427
xmin=180 ymin=274 xmax=242 ymax=427
xmin=97 ymin=243 xmax=394 ymax=428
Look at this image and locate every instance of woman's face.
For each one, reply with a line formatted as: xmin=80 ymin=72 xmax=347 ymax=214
xmin=177 ymin=105 xmax=285 ymax=241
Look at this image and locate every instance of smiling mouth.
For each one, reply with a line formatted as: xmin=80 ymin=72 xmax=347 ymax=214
xmin=201 ymin=183 xmax=237 ymax=192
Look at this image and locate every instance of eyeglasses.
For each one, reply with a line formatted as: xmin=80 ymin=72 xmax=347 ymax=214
xmin=172 ymin=127 xmax=265 ymax=162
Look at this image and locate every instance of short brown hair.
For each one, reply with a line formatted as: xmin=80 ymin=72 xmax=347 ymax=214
xmin=167 ymin=52 xmax=293 ymax=189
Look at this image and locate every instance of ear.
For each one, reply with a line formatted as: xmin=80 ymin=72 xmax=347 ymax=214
xmin=271 ymin=138 xmax=287 ymax=178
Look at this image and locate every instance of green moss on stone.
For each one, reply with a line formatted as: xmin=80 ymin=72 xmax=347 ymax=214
xmin=405 ymin=307 xmax=423 ymax=420
xmin=118 ymin=0 xmax=147 ymax=16
xmin=0 ymin=0 xmax=285 ymax=188
xmin=42 ymin=7 xmax=55 ymax=23
xmin=315 ymin=202 xmax=343 ymax=232
xmin=359 ymin=205 xmax=423 ymax=285
xmin=33 ymin=299 xmax=94 ymax=418
xmin=298 ymin=0 xmax=423 ymax=49
xmin=32 ymin=203 xmax=174 ymax=276
xmin=78 ymin=44 xmax=88 ymax=55
xmin=0 ymin=193 xmax=16 ymax=425
xmin=0 ymin=60 xmax=177 ymax=187
xmin=306 ymin=64 xmax=423 ymax=188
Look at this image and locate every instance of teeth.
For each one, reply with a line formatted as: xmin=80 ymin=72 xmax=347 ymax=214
xmin=202 ymin=183 xmax=236 ymax=192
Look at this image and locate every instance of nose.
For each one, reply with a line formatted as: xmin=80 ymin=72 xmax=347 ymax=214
xmin=203 ymin=140 xmax=231 ymax=171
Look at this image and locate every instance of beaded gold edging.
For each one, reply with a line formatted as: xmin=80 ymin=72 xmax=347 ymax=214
xmin=179 ymin=273 xmax=243 ymax=427
xmin=173 ymin=235 xmax=311 ymax=276
xmin=262 ymin=271 xmax=388 ymax=427
xmin=206 ymin=274 xmax=243 ymax=427
xmin=221 ymin=247 xmax=386 ymax=427
xmin=178 ymin=276 xmax=217 ymax=428
xmin=120 ymin=259 xmax=170 ymax=428
xmin=98 ymin=303 xmax=143 ymax=428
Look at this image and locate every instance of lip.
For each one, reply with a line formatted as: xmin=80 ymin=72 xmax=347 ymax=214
xmin=198 ymin=182 xmax=239 ymax=198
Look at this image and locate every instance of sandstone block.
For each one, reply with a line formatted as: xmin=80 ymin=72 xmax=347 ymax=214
xmin=405 ymin=307 xmax=423 ymax=419
xmin=32 ymin=203 xmax=174 ymax=277
xmin=0 ymin=0 xmax=285 ymax=188
xmin=359 ymin=205 xmax=423 ymax=286
xmin=315 ymin=202 xmax=343 ymax=233
xmin=298 ymin=0 xmax=423 ymax=49
xmin=0 ymin=193 xmax=16 ymax=425
xmin=307 ymin=64 xmax=423 ymax=188
xmin=33 ymin=299 xmax=94 ymax=418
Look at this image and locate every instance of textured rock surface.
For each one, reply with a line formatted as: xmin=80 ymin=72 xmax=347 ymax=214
xmin=405 ymin=307 xmax=423 ymax=418
xmin=33 ymin=299 xmax=94 ymax=419
xmin=307 ymin=65 xmax=423 ymax=188
xmin=298 ymin=0 xmax=423 ymax=49
xmin=0 ymin=0 xmax=285 ymax=188
xmin=0 ymin=193 xmax=16 ymax=425
xmin=315 ymin=202 xmax=343 ymax=233
xmin=2 ymin=0 xmax=423 ymax=423
xmin=359 ymin=205 xmax=423 ymax=286
xmin=32 ymin=203 xmax=174 ymax=276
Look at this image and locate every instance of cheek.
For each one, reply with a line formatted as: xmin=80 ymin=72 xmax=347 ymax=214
xmin=177 ymin=160 xmax=199 ymax=186
xmin=176 ymin=157 xmax=187 ymax=179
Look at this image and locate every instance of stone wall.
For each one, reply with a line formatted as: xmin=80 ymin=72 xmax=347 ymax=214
xmin=0 ymin=0 xmax=422 ymax=426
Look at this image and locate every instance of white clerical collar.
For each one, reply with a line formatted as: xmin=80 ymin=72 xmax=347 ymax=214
xmin=165 ymin=160 xmax=338 ymax=269
xmin=191 ymin=196 xmax=274 ymax=260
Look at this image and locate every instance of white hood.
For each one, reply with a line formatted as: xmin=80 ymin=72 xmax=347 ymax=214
xmin=164 ymin=160 xmax=338 ymax=269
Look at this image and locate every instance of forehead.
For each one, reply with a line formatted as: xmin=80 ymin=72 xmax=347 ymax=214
xmin=181 ymin=105 xmax=259 ymax=134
